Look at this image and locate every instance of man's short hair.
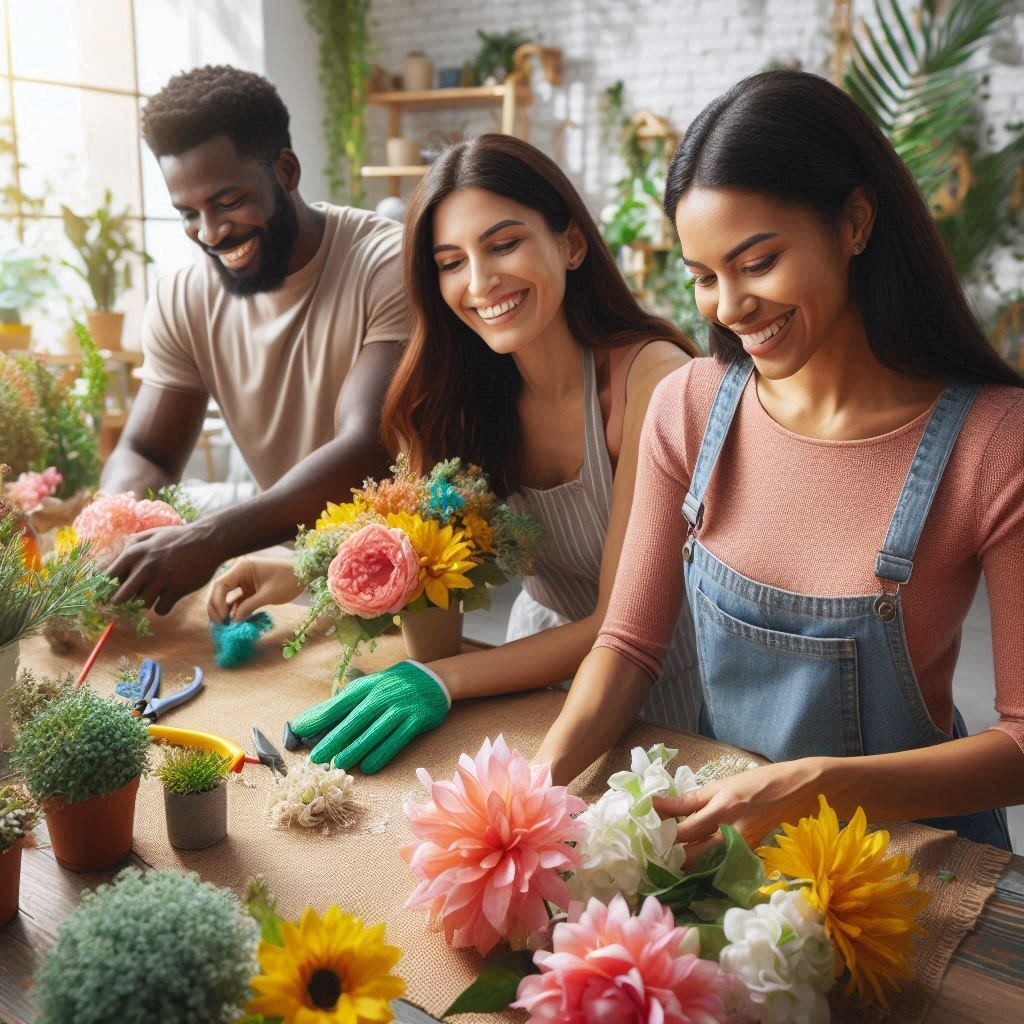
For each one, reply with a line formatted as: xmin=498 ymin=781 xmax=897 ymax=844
xmin=142 ymin=65 xmax=292 ymax=164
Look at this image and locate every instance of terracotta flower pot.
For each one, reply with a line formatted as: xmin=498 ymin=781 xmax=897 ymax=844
xmin=43 ymin=775 xmax=140 ymax=872
xmin=0 ymin=837 xmax=26 ymax=927
xmin=400 ymin=604 xmax=464 ymax=663
xmin=84 ymin=310 xmax=124 ymax=351
xmin=163 ymin=782 xmax=227 ymax=850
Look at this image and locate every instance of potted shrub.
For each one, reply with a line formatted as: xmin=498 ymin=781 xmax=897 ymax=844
xmin=0 ymin=784 xmax=39 ymax=926
xmin=33 ymin=868 xmax=258 ymax=1023
xmin=11 ymin=688 xmax=150 ymax=871
xmin=61 ymin=189 xmax=151 ymax=350
xmin=0 ymin=491 xmax=118 ymax=750
xmin=0 ymin=240 xmax=55 ymax=351
xmin=154 ymin=745 xmax=231 ymax=850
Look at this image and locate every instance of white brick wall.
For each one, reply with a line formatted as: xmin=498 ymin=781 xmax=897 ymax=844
xmin=366 ymin=0 xmax=1024 ymax=298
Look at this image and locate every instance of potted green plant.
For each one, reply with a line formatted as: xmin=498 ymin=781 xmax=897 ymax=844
xmin=0 ymin=494 xmax=119 ymax=751
xmin=155 ymin=745 xmax=232 ymax=850
xmin=0 ymin=784 xmax=39 ymax=926
xmin=10 ymin=688 xmax=150 ymax=871
xmin=472 ymin=28 xmax=531 ymax=84
xmin=0 ymin=240 xmax=56 ymax=351
xmin=33 ymin=868 xmax=258 ymax=1023
xmin=61 ymin=189 xmax=151 ymax=350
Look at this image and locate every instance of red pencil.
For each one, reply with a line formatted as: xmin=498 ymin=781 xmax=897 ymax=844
xmin=76 ymin=619 xmax=116 ymax=688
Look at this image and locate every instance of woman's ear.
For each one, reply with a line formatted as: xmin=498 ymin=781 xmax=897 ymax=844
xmin=844 ymin=184 xmax=877 ymax=255
xmin=566 ymin=221 xmax=589 ymax=270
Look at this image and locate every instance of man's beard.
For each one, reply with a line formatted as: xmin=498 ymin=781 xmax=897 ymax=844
xmin=204 ymin=181 xmax=299 ymax=297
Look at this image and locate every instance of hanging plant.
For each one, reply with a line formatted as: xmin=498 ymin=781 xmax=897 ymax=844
xmin=303 ymin=0 xmax=373 ymax=207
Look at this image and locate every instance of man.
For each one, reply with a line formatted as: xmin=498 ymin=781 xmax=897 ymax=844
xmin=103 ymin=66 xmax=406 ymax=612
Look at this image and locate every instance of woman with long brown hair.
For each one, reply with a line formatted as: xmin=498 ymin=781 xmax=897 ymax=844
xmin=212 ymin=134 xmax=702 ymax=772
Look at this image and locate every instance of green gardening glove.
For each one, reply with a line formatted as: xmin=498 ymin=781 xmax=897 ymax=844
xmin=286 ymin=661 xmax=451 ymax=774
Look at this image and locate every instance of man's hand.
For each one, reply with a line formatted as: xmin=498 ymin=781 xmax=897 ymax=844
xmin=107 ymin=523 xmax=230 ymax=614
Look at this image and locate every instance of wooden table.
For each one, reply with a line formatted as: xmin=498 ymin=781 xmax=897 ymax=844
xmin=2 ymin=612 xmax=1023 ymax=1022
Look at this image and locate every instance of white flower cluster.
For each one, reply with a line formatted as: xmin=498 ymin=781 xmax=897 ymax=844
xmin=720 ymin=888 xmax=835 ymax=1024
xmin=570 ymin=744 xmax=699 ymax=906
xmin=265 ymin=757 xmax=361 ymax=831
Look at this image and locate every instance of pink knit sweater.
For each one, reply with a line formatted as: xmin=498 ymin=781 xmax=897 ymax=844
xmin=596 ymin=358 xmax=1024 ymax=751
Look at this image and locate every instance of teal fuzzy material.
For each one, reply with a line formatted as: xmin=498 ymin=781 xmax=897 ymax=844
xmin=210 ymin=611 xmax=274 ymax=669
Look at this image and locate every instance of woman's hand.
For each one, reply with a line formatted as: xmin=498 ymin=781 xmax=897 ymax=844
xmin=652 ymin=757 xmax=830 ymax=862
xmin=207 ymin=557 xmax=302 ymax=622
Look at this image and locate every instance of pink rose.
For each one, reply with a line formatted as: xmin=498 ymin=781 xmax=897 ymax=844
xmin=327 ymin=523 xmax=420 ymax=617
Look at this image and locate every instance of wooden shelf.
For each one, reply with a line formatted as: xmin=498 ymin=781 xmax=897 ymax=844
xmin=368 ymin=86 xmax=532 ymax=109
xmin=361 ymin=165 xmax=429 ymax=178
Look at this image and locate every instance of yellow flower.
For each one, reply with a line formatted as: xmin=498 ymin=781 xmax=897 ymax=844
xmin=316 ymin=500 xmax=367 ymax=532
xmin=757 ymin=794 xmax=931 ymax=1010
xmin=386 ymin=512 xmax=475 ymax=609
xmin=246 ymin=905 xmax=405 ymax=1024
xmin=54 ymin=526 xmax=79 ymax=558
xmin=460 ymin=513 xmax=493 ymax=554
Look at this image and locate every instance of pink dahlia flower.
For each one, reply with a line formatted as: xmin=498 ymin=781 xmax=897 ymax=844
xmin=6 ymin=467 xmax=63 ymax=510
xmin=512 ymin=894 xmax=732 ymax=1024
xmin=133 ymin=498 xmax=186 ymax=531
xmin=73 ymin=492 xmax=184 ymax=557
xmin=327 ymin=522 xmax=420 ymax=617
xmin=401 ymin=735 xmax=586 ymax=956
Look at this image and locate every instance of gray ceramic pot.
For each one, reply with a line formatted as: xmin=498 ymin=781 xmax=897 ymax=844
xmin=163 ymin=782 xmax=227 ymax=850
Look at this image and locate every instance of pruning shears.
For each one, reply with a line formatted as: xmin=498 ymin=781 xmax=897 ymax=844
xmin=129 ymin=658 xmax=204 ymax=722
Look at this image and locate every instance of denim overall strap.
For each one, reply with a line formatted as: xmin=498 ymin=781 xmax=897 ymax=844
xmin=874 ymin=381 xmax=981 ymax=584
xmin=682 ymin=357 xmax=754 ymax=529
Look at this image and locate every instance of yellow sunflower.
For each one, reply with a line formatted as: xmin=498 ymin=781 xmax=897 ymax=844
xmin=386 ymin=512 xmax=475 ymax=609
xmin=316 ymin=500 xmax=368 ymax=532
xmin=757 ymin=794 xmax=931 ymax=1010
xmin=54 ymin=526 xmax=80 ymax=558
xmin=246 ymin=905 xmax=405 ymax=1024
xmin=459 ymin=513 xmax=493 ymax=554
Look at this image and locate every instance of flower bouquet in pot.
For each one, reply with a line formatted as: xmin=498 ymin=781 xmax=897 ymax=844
xmin=286 ymin=456 xmax=544 ymax=683
xmin=10 ymin=688 xmax=150 ymax=871
xmin=0 ymin=784 xmax=39 ymax=926
xmin=154 ymin=744 xmax=232 ymax=850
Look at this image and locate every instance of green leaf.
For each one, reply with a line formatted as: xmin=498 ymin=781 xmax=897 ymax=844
xmin=694 ymin=922 xmax=729 ymax=960
xmin=690 ymin=897 xmax=734 ymax=922
xmin=645 ymin=861 xmax=685 ymax=890
xmin=444 ymin=950 xmax=538 ymax=1015
xmin=467 ymin=557 xmax=509 ymax=587
xmin=459 ymin=578 xmax=493 ymax=613
xmin=711 ymin=824 xmax=769 ymax=909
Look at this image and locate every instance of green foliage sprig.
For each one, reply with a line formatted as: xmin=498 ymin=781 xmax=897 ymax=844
xmin=155 ymin=746 xmax=232 ymax=795
xmin=1 ymin=668 xmax=74 ymax=738
xmin=304 ymin=0 xmax=373 ymax=207
xmin=61 ymin=190 xmax=151 ymax=312
xmin=0 ymin=513 xmax=121 ymax=649
xmin=11 ymin=688 xmax=150 ymax=804
xmin=473 ymin=28 xmax=531 ymax=83
xmin=34 ymin=868 xmax=258 ymax=1024
xmin=148 ymin=482 xmax=199 ymax=523
xmin=0 ymin=784 xmax=40 ymax=853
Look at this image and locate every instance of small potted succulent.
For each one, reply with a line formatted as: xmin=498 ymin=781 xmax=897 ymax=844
xmin=155 ymin=745 xmax=232 ymax=850
xmin=0 ymin=784 xmax=40 ymax=926
xmin=11 ymin=688 xmax=150 ymax=871
xmin=33 ymin=868 xmax=258 ymax=1023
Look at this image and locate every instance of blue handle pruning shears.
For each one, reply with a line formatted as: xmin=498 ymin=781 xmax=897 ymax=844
xmin=129 ymin=658 xmax=205 ymax=721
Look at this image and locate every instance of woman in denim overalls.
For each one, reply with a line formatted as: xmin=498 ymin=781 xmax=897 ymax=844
xmin=536 ymin=70 xmax=1023 ymax=853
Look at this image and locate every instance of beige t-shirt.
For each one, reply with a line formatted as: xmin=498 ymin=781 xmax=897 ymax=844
xmin=140 ymin=203 xmax=407 ymax=490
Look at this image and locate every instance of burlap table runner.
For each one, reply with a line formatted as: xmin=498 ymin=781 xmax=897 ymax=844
xmin=18 ymin=595 xmax=1010 ymax=1023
